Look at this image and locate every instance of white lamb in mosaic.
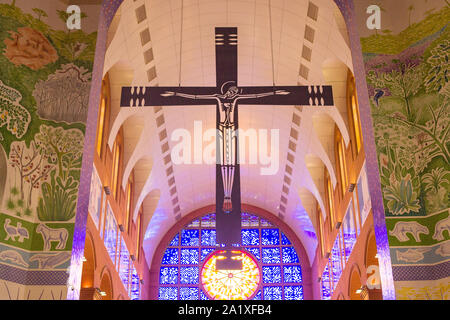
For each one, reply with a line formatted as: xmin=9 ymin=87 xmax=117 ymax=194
xmin=389 ymin=221 xmax=429 ymax=242
xmin=432 ymin=216 xmax=450 ymax=242
xmin=36 ymin=224 xmax=68 ymax=251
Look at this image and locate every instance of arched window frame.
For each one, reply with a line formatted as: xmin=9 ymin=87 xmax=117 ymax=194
xmin=335 ymin=129 xmax=348 ymax=199
xmin=325 ymin=170 xmax=335 ymax=231
xmin=125 ymin=172 xmax=134 ymax=234
xmin=111 ymin=130 xmax=123 ymax=200
xmin=346 ymin=71 xmax=363 ymax=158
xmin=152 ymin=205 xmax=312 ymax=300
xmin=96 ymin=76 xmax=111 ymax=159
xmin=317 ymin=207 xmax=326 ymax=258
xmin=136 ymin=206 xmax=143 ymax=262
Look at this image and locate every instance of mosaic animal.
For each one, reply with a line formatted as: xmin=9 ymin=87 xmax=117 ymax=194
xmin=15 ymin=222 xmax=29 ymax=243
xmin=36 ymin=224 xmax=68 ymax=251
xmin=373 ymin=89 xmax=384 ymax=106
xmin=396 ymin=248 xmax=430 ymax=263
xmin=432 ymin=216 xmax=450 ymax=241
xmin=0 ymin=250 xmax=28 ymax=267
xmin=435 ymin=241 xmax=450 ymax=257
xmin=389 ymin=221 xmax=429 ymax=242
xmin=4 ymin=219 xmax=29 ymax=242
xmin=29 ymin=252 xmax=71 ymax=269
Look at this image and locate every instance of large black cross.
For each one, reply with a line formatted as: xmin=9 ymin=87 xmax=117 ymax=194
xmin=120 ymin=27 xmax=333 ymax=250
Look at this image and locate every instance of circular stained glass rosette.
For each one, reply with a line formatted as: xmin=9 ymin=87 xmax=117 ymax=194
xmin=201 ymin=250 xmax=260 ymax=300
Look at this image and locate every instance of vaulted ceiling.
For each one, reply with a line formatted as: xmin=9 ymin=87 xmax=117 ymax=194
xmin=102 ymin=0 xmax=354 ymax=267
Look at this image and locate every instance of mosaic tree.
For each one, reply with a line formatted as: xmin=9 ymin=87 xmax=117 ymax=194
xmin=34 ymin=125 xmax=84 ymax=221
xmin=367 ymin=63 xmax=425 ymax=121
xmin=9 ymin=141 xmax=54 ymax=209
xmin=0 ymin=80 xmax=31 ymax=139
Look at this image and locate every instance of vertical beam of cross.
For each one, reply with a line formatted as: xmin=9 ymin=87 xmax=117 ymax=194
xmin=120 ymin=27 xmax=334 ymax=251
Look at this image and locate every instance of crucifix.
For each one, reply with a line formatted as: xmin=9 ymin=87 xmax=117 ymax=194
xmin=120 ymin=27 xmax=334 ymax=260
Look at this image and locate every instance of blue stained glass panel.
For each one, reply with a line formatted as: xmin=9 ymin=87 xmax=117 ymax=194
xmin=180 ymin=287 xmax=199 ymax=300
xmin=160 ymin=267 xmax=178 ymax=285
xmin=263 ymin=286 xmax=282 ymax=300
xmin=262 ymin=266 xmax=281 ymax=284
xmin=284 ymin=285 xmax=303 ymax=300
xmin=104 ymin=204 xmax=118 ymax=265
xmin=281 ymin=232 xmax=291 ymax=245
xmin=261 ymin=247 xmax=281 ymax=264
xmin=201 ymin=248 xmax=215 ymax=262
xmin=159 ymin=212 xmax=305 ymax=300
xmin=201 ymin=214 xmax=216 ymax=227
xmin=187 ymin=219 xmax=200 ymax=228
xmin=343 ymin=206 xmax=357 ymax=263
xmin=180 ymin=267 xmax=199 ymax=284
xmin=246 ymin=247 xmax=260 ymax=261
xmin=321 ymin=263 xmax=332 ymax=300
xmin=252 ymin=290 xmax=262 ymax=300
xmin=241 ymin=229 xmax=259 ymax=246
xmin=158 ymin=287 xmax=177 ymax=300
xmin=261 ymin=229 xmax=280 ymax=245
xmin=331 ymin=237 xmax=342 ymax=289
xmin=283 ymin=266 xmax=302 ymax=283
xmin=118 ymin=238 xmax=130 ymax=289
xmin=260 ymin=218 xmax=273 ymax=227
xmin=282 ymin=247 xmax=299 ymax=263
xmin=130 ymin=267 xmax=140 ymax=300
xmin=181 ymin=229 xmax=199 ymax=246
xmin=241 ymin=212 xmax=259 ymax=227
xmin=201 ymin=229 xmax=216 ymax=246
xmin=169 ymin=234 xmax=179 ymax=246
xmin=180 ymin=249 xmax=199 ymax=265
xmin=200 ymin=291 xmax=209 ymax=300
xmin=162 ymin=248 xmax=179 ymax=265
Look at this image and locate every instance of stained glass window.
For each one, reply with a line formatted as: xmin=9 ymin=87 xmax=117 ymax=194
xmin=104 ymin=203 xmax=118 ymax=265
xmin=263 ymin=286 xmax=282 ymax=300
xmin=159 ymin=212 xmax=303 ymax=300
xmin=282 ymin=247 xmax=299 ymax=264
xmin=281 ymin=232 xmax=291 ymax=245
xmin=357 ymin=164 xmax=371 ymax=227
xmin=130 ymin=266 xmax=140 ymax=300
xmin=261 ymin=247 xmax=281 ymax=264
xmin=331 ymin=235 xmax=342 ymax=290
xmin=261 ymin=229 xmax=280 ymax=245
xmin=201 ymin=250 xmax=260 ymax=300
xmin=284 ymin=285 xmax=303 ymax=300
xmin=162 ymin=248 xmax=179 ymax=265
xmin=343 ymin=201 xmax=357 ymax=263
xmin=284 ymin=266 xmax=302 ymax=283
xmin=180 ymin=249 xmax=199 ymax=265
xmin=118 ymin=237 xmax=130 ymax=291
xmin=321 ymin=262 xmax=332 ymax=300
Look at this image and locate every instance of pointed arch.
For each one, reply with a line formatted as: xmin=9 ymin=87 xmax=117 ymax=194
xmin=99 ymin=267 xmax=114 ymax=300
xmin=348 ymin=264 xmax=363 ymax=300
xmin=80 ymin=231 xmax=96 ymax=290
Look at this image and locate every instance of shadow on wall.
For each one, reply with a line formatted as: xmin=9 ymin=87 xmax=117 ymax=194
xmin=0 ymin=144 xmax=6 ymax=205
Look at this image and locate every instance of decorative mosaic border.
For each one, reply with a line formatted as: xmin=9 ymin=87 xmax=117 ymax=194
xmin=0 ymin=263 xmax=68 ymax=286
xmin=392 ymin=261 xmax=450 ymax=281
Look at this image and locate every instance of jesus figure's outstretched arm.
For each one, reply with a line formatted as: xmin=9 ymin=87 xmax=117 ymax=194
xmin=235 ymin=90 xmax=290 ymax=101
xmin=161 ymin=91 xmax=219 ymax=101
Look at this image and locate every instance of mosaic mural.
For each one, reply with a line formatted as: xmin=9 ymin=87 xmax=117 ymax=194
xmin=0 ymin=1 xmax=98 ymax=299
xmin=360 ymin=3 xmax=450 ymax=299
